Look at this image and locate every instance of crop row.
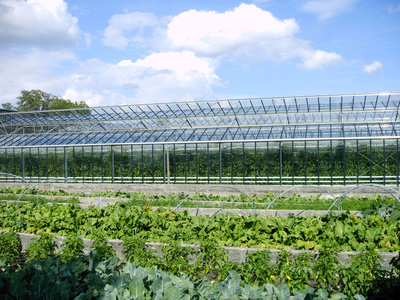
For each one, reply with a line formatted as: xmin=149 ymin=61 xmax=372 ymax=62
xmin=1 ymin=201 xmax=399 ymax=252
xmin=1 ymin=231 xmax=398 ymax=299
xmin=1 ymin=186 xmax=398 ymax=212
xmin=1 ymin=197 xmax=399 ymax=298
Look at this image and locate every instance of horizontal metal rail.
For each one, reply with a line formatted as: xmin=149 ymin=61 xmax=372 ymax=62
xmin=1 ymin=175 xmax=398 ymax=185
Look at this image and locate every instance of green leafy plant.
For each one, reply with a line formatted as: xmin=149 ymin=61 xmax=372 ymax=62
xmin=1 ymin=201 xmax=400 ymax=252
xmin=122 ymin=235 xmax=159 ymax=267
xmin=1 ymin=255 xmax=362 ymax=300
xmin=57 ymin=234 xmax=84 ymax=262
xmin=238 ymin=250 xmax=274 ymax=285
xmin=340 ymin=250 xmax=382 ymax=296
xmin=362 ymin=194 xmax=397 ymax=218
xmin=25 ymin=233 xmax=56 ymax=262
xmin=313 ymin=247 xmax=340 ymax=292
xmin=195 ymin=239 xmax=228 ymax=280
xmin=388 ymin=203 xmax=400 ymax=223
xmin=0 ymin=231 xmax=22 ymax=267
xmin=388 ymin=203 xmax=400 ymax=276
xmin=161 ymin=243 xmax=196 ymax=276
xmin=90 ymin=233 xmax=116 ymax=261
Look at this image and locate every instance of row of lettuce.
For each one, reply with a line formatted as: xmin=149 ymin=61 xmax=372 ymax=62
xmin=0 ymin=230 xmax=397 ymax=299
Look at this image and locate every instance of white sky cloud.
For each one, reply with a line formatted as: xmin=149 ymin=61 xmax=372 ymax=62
xmin=126 ymin=51 xmax=218 ymax=81
xmin=88 ymin=3 xmax=344 ymax=105
xmin=1 ymin=1 xmax=392 ymax=107
xmin=63 ymin=88 xmax=128 ymax=108
xmin=102 ymin=12 xmax=158 ymax=49
xmin=302 ymin=0 xmax=359 ymax=20
xmin=0 ymin=2 xmax=346 ymax=106
xmin=299 ymin=50 xmax=343 ymax=69
xmin=61 ymin=51 xmax=220 ymax=106
xmin=165 ymin=3 xmax=342 ymax=68
xmin=166 ymin=4 xmax=300 ymax=58
xmin=0 ymin=48 xmax=76 ymax=102
xmin=0 ymin=0 xmax=80 ymax=48
xmin=363 ymin=61 xmax=383 ymax=75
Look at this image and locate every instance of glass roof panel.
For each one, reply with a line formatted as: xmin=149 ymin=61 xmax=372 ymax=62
xmin=0 ymin=93 xmax=399 ymax=147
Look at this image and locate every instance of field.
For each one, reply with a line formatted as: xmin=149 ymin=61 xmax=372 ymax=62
xmin=0 ymin=187 xmax=400 ymax=299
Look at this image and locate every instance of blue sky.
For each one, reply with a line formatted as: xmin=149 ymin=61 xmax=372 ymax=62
xmin=0 ymin=0 xmax=399 ymax=107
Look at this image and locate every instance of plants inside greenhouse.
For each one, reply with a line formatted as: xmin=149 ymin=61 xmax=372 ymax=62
xmin=1 ymin=93 xmax=399 ymax=185
xmin=1 ymin=140 xmax=398 ymax=185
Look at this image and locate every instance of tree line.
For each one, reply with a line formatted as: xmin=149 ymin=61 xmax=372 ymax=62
xmin=1 ymin=89 xmax=88 ymax=111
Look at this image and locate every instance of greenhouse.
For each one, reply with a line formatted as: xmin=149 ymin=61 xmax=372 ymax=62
xmin=0 ymin=92 xmax=399 ymax=185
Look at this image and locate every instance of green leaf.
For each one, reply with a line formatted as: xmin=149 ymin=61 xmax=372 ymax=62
xmin=9 ymin=275 xmax=28 ymax=299
xmin=151 ymin=278 xmax=164 ymax=298
xmin=276 ymin=284 xmax=291 ymax=300
xmin=95 ymin=256 xmax=122 ymax=277
xmin=315 ymin=288 xmax=329 ymax=299
xmin=123 ymin=263 xmax=146 ymax=280
xmin=164 ymin=286 xmax=180 ymax=299
xmin=194 ymin=279 xmax=212 ymax=297
xmin=334 ymin=221 xmax=344 ymax=237
xmin=330 ymin=293 xmax=348 ymax=300
xmin=388 ymin=205 xmax=400 ymax=223
xmin=128 ymin=279 xmax=147 ymax=299
xmin=224 ymin=270 xmax=241 ymax=290
xmin=262 ymin=283 xmax=277 ymax=296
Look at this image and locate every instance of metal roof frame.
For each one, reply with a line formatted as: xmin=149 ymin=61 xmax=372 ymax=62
xmin=0 ymin=92 xmax=399 ymax=148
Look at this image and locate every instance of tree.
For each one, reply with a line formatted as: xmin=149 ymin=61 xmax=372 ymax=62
xmin=1 ymin=89 xmax=89 ymax=111
xmin=0 ymin=103 xmax=15 ymax=110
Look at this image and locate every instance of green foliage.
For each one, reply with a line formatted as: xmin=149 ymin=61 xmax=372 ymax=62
xmin=240 ymin=250 xmax=273 ymax=284
xmin=388 ymin=203 xmax=400 ymax=276
xmin=1 ymin=185 xmax=397 ymax=212
xmin=1 ymin=102 xmax=14 ymax=110
xmin=339 ymin=250 xmax=382 ymax=296
xmin=161 ymin=243 xmax=196 ymax=276
xmin=1 ymin=201 xmax=400 ymax=253
xmin=0 ymin=186 xmax=80 ymax=204
xmin=25 ymin=233 xmax=56 ymax=262
xmin=362 ymin=194 xmax=397 ymax=218
xmin=0 ymin=184 xmax=397 ymax=215
xmin=122 ymin=235 xmax=160 ymax=267
xmin=90 ymin=232 xmax=116 ymax=261
xmin=313 ymin=247 xmax=340 ymax=291
xmin=57 ymin=234 xmax=84 ymax=262
xmin=6 ymin=89 xmax=89 ymax=111
xmin=0 ymin=254 xmax=109 ymax=299
xmin=1 ymin=142 xmax=398 ymax=185
xmin=0 ymin=193 xmax=399 ymax=297
xmin=0 ymin=231 xmax=21 ymax=267
xmin=194 ymin=239 xmax=228 ymax=280
xmin=388 ymin=203 xmax=400 ymax=223
xmin=1 ymin=228 xmax=399 ymax=298
xmin=0 ymin=255 xmax=361 ymax=300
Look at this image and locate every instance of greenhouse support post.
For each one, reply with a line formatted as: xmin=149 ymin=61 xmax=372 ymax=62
xmin=166 ymin=146 xmax=170 ymax=184
xmin=111 ymin=147 xmax=114 ymax=184
xmin=64 ymin=147 xmax=67 ymax=182
xmin=279 ymin=142 xmax=282 ymax=185
xmin=21 ymin=149 xmax=24 ymax=180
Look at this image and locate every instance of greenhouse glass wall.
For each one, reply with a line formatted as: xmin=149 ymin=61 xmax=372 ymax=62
xmin=0 ymin=93 xmax=399 ymax=185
